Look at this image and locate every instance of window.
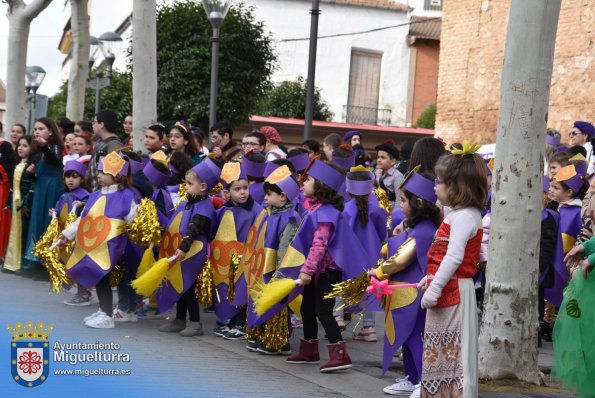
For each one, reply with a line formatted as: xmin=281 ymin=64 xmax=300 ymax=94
xmin=346 ymin=50 xmax=382 ymax=124
xmin=424 ymin=0 xmax=442 ymax=11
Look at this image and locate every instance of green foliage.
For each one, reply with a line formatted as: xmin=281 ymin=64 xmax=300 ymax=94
xmin=156 ymin=0 xmax=276 ymax=129
xmin=415 ymin=104 xmax=436 ymax=129
xmin=255 ymin=76 xmax=333 ymax=121
xmin=47 ymin=70 xmax=132 ymax=135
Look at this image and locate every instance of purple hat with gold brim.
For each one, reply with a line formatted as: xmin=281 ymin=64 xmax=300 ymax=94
xmin=555 ymin=164 xmax=584 ymax=193
xmin=143 ymin=160 xmax=171 ymax=188
xmin=288 ymin=153 xmax=310 ymax=172
xmin=400 ymin=167 xmax=437 ymax=203
xmin=220 ymin=162 xmax=247 ymax=189
xmin=263 ymin=161 xmax=280 ymax=178
xmin=346 ymin=166 xmax=375 ymax=196
xmin=265 ymin=165 xmax=300 ymax=201
xmin=98 ymin=152 xmax=130 ymax=177
xmin=307 ymin=160 xmax=345 ymax=193
xmin=64 ymin=160 xmax=88 ymax=177
xmin=546 ymin=133 xmax=561 ymax=145
xmin=242 ymin=156 xmax=267 ymax=178
xmin=191 ymin=158 xmax=221 ymax=191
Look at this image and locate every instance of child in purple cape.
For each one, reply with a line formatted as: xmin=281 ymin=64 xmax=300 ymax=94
xmin=373 ymin=169 xmax=440 ymax=397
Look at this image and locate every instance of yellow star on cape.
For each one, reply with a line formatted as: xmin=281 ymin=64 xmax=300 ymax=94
xmin=162 ymin=212 xmax=204 ymax=293
xmin=66 ymin=196 xmax=126 ymax=271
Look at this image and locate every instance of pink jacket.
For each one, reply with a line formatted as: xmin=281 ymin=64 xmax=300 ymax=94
xmin=299 ymin=222 xmax=340 ymax=276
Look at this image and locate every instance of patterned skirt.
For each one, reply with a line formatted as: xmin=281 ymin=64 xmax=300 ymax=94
xmin=421 ymin=278 xmax=478 ymax=398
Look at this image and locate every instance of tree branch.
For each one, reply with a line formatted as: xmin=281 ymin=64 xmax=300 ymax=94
xmin=22 ymin=0 xmax=53 ymax=21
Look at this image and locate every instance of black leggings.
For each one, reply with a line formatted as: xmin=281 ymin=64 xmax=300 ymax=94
xmin=301 ymin=269 xmax=343 ymax=344
xmin=96 ymin=275 xmax=113 ymax=317
xmin=176 ymin=281 xmax=200 ymax=322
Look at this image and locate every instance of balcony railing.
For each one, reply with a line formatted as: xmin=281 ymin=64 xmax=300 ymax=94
xmin=343 ymin=105 xmax=392 ymax=126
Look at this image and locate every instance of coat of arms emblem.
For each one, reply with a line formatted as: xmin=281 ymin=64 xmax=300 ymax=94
xmin=7 ymin=321 xmax=53 ymax=387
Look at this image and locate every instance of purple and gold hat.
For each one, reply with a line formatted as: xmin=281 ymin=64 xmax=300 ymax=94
xmin=98 ymin=152 xmax=130 ymax=177
xmin=546 ymin=132 xmax=561 ymax=145
xmin=400 ymin=166 xmax=437 ymax=203
xmin=346 ymin=165 xmax=375 ymax=196
xmin=242 ymin=156 xmax=267 ymax=178
xmin=554 ymin=164 xmax=584 ymax=193
xmin=191 ymin=158 xmax=222 ymax=191
xmin=288 ymin=152 xmax=310 ymax=172
xmin=307 ymin=160 xmax=345 ymax=193
xmin=265 ymin=165 xmax=300 ymax=201
xmin=220 ymin=162 xmax=247 ymax=189
xmin=263 ymin=161 xmax=280 ymax=178
xmin=569 ymin=153 xmax=588 ymax=176
xmin=143 ymin=159 xmax=171 ymax=188
xmin=64 ymin=160 xmax=88 ymax=177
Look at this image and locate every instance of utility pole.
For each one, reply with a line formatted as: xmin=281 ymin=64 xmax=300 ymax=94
xmin=303 ymin=0 xmax=320 ymax=141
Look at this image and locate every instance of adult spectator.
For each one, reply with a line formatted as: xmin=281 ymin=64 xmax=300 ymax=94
xmin=86 ymin=110 xmax=124 ymax=191
xmin=0 ymin=122 xmax=16 ymax=265
xmin=343 ymin=130 xmax=362 ymax=147
xmin=569 ymin=121 xmax=595 ymax=174
xmin=242 ymin=131 xmax=266 ymax=155
xmin=396 ymin=139 xmax=414 ymax=175
xmin=210 ymin=121 xmax=242 ymax=162
xmin=259 ymin=126 xmax=286 ymax=160
xmin=123 ymin=114 xmax=133 ymax=146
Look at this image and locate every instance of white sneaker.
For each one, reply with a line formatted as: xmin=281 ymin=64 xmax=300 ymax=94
xmin=408 ymin=384 xmax=421 ymax=398
xmin=83 ymin=310 xmax=102 ymax=322
xmin=112 ymin=308 xmax=138 ymax=322
xmin=85 ymin=312 xmax=115 ymax=329
xmin=383 ymin=376 xmax=415 ymax=395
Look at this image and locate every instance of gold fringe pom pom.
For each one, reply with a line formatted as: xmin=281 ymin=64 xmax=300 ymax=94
xmin=33 ymin=218 xmax=72 ymax=293
xmin=177 ymin=182 xmax=187 ymax=205
xmin=109 ymin=264 xmax=125 ymax=287
xmin=131 ymin=258 xmax=170 ymax=296
xmin=136 ymin=246 xmax=155 ymax=278
xmin=127 ymin=199 xmax=161 ymax=248
xmin=262 ymin=307 xmax=289 ymax=352
xmin=226 ymin=253 xmax=241 ymax=303
xmin=195 ymin=260 xmax=215 ymax=307
xmin=375 ymin=187 xmax=392 ymax=227
xmin=246 ymin=325 xmax=264 ymax=342
xmin=253 ymin=278 xmax=298 ymax=316
xmin=324 ymin=271 xmax=370 ymax=308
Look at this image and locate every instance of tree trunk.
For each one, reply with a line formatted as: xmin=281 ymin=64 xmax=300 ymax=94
xmin=478 ymin=0 xmax=561 ymax=384
xmin=4 ymin=0 xmax=53 ymax=131
xmin=66 ymin=0 xmax=90 ymax=121
xmin=132 ymin=0 xmax=157 ymax=153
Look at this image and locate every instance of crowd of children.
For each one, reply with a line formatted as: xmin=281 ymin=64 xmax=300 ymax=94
xmin=1 ymin=113 xmax=594 ymax=397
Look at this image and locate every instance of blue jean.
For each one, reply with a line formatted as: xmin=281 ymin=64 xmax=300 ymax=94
xmin=116 ymin=273 xmax=138 ymax=312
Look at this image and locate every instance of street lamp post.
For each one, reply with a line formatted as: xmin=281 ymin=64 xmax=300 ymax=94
xmin=25 ymin=65 xmax=46 ymax=135
xmin=202 ymin=0 xmax=233 ymax=136
xmin=87 ymin=32 xmax=123 ymax=114
xmin=304 ymin=0 xmax=320 ymax=141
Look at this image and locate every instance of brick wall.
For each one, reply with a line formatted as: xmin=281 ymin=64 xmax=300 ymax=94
xmin=436 ymin=0 xmax=595 ymax=145
xmin=412 ymin=39 xmax=440 ymax=124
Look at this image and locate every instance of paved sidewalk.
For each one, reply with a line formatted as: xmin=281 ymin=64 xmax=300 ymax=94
xmin=0 ymin=272 xmax=575 ymax=397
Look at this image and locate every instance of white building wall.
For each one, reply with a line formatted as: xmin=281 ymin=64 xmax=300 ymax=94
xmin=248 ymin=0 xmax=411 ymax=125
xmin=406 ymin=0 xmax=443 ymax=17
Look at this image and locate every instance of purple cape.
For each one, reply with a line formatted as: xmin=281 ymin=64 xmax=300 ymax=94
xmin=545 ymin=205 xmax=580 ymax=306
xmin=253 ymin=203 xmax=376 ymax=325
xmin=65 ymin=189 xmax=136 ymax=289
xmin=155 ymin=198 xmax=215 ymax=312
xmin=55 ymin=187 xmax=90 ymax=226
xmin=245 ymin=207 xmax=302 ymax=328
xmin=382 ymin=219 xmax=436 ymax=374
xmin=211 ymin=200 xmax=264 ymax=320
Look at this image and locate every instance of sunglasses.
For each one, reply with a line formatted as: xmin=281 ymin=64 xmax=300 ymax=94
xmin=569 ymin=131 xmax=584 ymax=138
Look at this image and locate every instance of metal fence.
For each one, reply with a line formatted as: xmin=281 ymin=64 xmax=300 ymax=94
xmin=343 ymin=105 xmax=392 ymax=126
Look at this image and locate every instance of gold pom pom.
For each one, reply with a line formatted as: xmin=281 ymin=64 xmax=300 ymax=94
xmin=262 ymin=307 xmax=289 ymax=352
xmin=109 ymin=264 xmax=125 ymax=287
xmin=324 ymin=271 xmax=370 ymax=307
xmin=127 ymin=199 xmax=161 ymax=247
xmin=375 ymin=187 xmax=392 ymax=227
xmin=34 ymin=217 xmax=73 ymax=293
xmin=195 ymin=259 xmax=215 ymax=307
xmin=177 ymin=182 xmax=187 ymax=205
